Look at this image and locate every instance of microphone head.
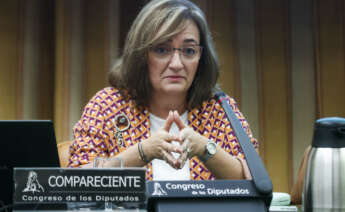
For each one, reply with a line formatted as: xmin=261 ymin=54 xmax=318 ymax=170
xmin=214 ymin=91 xmax=226 ymax=101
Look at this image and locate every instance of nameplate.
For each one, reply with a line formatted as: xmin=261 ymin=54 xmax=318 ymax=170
xmin=147 ymin=180 xmax=261 ymax=198
xmin=13 ymin=168 xmax=146 ymax=204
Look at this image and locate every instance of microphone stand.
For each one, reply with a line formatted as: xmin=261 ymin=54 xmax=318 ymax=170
xmin=215 ymin=91 xmax=273 ymax=195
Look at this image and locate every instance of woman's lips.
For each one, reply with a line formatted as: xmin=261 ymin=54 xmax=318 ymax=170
xmin=165 ymin=75 xmax=184 ymax=79
xmin=165 ymin=76 xmax=184 ymax=81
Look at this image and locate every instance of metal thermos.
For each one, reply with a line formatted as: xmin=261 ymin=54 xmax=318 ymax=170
xmin=303 ymin=117 xmax=345 ymax=212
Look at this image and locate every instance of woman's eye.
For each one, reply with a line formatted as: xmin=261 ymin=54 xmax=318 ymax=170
xmin=154 ymin=46 xmax=169 ymax=54
xmin=183 ymin=47 xmax=196 ymax=56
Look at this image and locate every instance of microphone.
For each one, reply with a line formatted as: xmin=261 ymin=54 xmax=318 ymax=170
xmin=215 ymin=91 xmax=273 ymax=195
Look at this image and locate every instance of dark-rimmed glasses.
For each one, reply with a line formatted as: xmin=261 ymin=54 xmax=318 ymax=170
xmin=149 ymin=45 xmax=203 ymax=62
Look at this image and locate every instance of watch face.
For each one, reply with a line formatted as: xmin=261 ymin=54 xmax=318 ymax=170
xmin=207 ymin=142 xmax=217 ymax=155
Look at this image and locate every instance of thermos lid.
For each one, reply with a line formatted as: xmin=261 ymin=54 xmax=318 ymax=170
xmin=312 ymin=117 xmax=345 ymax=148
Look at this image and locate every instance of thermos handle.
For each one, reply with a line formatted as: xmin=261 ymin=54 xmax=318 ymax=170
xmin=338 ymin=127 xmax=345 ymax=135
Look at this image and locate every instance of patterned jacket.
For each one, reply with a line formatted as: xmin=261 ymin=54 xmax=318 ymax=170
xmin=69 ymin=87 xmax=258 ymax=180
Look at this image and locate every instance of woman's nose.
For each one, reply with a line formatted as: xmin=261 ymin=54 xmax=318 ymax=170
xmin=168 ymin=51 xmax=184 ymax=70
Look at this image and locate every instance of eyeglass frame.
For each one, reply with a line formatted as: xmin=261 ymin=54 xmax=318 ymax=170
xmin=148 ymin=44 xmax=203 ymax=62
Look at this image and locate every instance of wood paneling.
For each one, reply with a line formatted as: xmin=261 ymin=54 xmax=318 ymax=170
xmin=0 ymin=0 xmax=54 ymax=121
xmin=119 ymin=1 xmax=147 ymax=52
xmin=290 ymin=0 xmax=316 ymax=183
xmin=83 ymin=0 xmax=111 ymax=101
xmin=315 ymin=0 xmax=345 ymax=118
xmin=256 ymin=0 xmax=292 ymax=192
xmin=235 ymin=0 xmax=260 ymax=144
xmin=36 ymin=0 xmax=55 ymax=120
xmin=22 ymin=0 xmax=55 ymax=120
xmin=55 ymin=0 xmax=72 ymax=143
xmin=68 ymin=0 xmax=85 ymax=141
xmin=0 ymin=1 xmax=21 ymax=120
xmin=208 ymin=1 xmax=241 ymax=101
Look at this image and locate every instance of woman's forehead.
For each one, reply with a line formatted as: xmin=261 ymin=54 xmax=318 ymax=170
xmin=163 ymin=25 xmax=200 ymax=44
xmin=152 ymin=19 xmax=199 ymax=45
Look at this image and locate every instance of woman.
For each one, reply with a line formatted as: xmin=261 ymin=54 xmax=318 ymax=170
xmin=69 ymin=0 xmax=258 ymax=181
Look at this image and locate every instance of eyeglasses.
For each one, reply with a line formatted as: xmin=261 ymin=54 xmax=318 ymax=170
xmin=149 ymin=45 xmax=203 ymax=61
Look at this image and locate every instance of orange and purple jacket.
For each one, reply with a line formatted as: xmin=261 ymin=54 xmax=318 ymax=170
xmin=69 ymin=87 xmax=258 ymax=180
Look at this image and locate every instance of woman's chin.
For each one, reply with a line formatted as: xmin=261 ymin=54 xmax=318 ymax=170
xmin=162 ymin=86 xmax=189 ymax=96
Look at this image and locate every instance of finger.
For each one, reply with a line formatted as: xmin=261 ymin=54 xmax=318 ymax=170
xmin=162 ymin=150 xmax=179 ymax=169
xmin=176 ymin=151 xmax=188 ymax=169
xmin=163 ymin=141 xmax=183 ymax=154
xmin=237 ymin=157 xmax=252 ymax=180
xmin=163 ymin=111 xmax=174 ymax=132
xmin=181 ymin=139 xmax=190 ymax=151
xmin=179 ymin=127 xmax=191 ymax=141
xmin=173 ymin=110 xmax=186 ymax=130
xmin=156 ymin=130 xmax=181 ymax=145
xmin=163 ymin=132 xmax=181 ymax=143
xmin=176 ymin=139 xmax=190 ymax=168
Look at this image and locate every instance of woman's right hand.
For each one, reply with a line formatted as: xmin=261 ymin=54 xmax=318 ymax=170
xmin=140 ymin=111 xmax=183 ymax=169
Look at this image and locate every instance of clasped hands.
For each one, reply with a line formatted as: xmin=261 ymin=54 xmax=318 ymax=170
xmin=142 ymin=110 xmax=207 ymax=169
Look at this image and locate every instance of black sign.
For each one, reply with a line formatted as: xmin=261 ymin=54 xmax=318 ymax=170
xmin=13 ymin=168 xmax=146 ymax=205
xmin=147 ymin=180 xmax=260 ymax=198
xmin=146 ymin=180 xmax=272 ymax=212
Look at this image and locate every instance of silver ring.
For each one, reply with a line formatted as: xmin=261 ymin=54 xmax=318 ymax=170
xmin=186 ymin=147 xmax=191 ymax=158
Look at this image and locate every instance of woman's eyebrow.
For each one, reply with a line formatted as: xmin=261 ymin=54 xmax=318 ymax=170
xmin=159 ymin=38 xmax=198 ymax=45
xmin=183 ymin=39 xmax=198 ymax=44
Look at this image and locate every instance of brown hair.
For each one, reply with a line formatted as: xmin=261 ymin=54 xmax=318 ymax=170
xmin=108 ymin=0 xmax=219 ymax=109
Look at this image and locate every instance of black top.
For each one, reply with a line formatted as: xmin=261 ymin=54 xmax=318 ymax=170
xmin=312 ymin=117 xmax=345 ymax=148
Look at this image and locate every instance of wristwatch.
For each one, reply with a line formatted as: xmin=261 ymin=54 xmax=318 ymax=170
xmin=199 ymin=140 xmax=217 ymax=162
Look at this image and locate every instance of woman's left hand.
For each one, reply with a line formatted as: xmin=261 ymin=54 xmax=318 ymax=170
xmin=173 ymin=111 xmax=252 ymax=180
xmin=172 ymin=111 xmax=208 ymax=168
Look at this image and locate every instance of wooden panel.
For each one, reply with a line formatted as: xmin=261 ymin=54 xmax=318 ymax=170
xmin=315 ymin=0 xmax=345 ymax=118
xmin=22 ymin=0 xmax=55 ymax=120
xmin=256 ymin=0 xmax=292 ymax=192
xmin=68 ymin=0 xmax=85 ymax=140
xmin=290 ymin=0 xmax=316 ymax=183
xmin=22 ymin=0 xmax=40 ymax=119
xmin=0 ymin=0 xmax=21 ymax=119
xmin=235 ymin=0 xmax=260 ymax=142
xmin=119 ymin=1 xmax=147 ymax=52
xmin=36 ymin=0 xmax=55 ymax=120
xmin=207 ymin=1 xmax=241 ymax=101
xmin=55 ymin=0 xmax=72 ymax=143
xmin=108 ymin=0 xmax=121 ymax=65
xmin=83 ymin=0 xmax=111 ymax=101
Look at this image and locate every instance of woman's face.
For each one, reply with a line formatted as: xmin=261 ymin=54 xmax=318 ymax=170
xmin=147 ymin=21 xmax=201 ymax=98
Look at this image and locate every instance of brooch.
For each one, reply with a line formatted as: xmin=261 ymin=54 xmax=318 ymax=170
xmin=113 ymin=113 xmax=130 ymax=146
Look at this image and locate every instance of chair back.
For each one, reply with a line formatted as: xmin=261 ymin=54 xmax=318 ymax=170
xmin=57 ymin=140 xmax=73 ymax=167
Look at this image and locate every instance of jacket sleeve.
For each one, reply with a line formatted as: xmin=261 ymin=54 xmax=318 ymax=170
xmin=68 ymin=91 xmax=110 ymax=167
